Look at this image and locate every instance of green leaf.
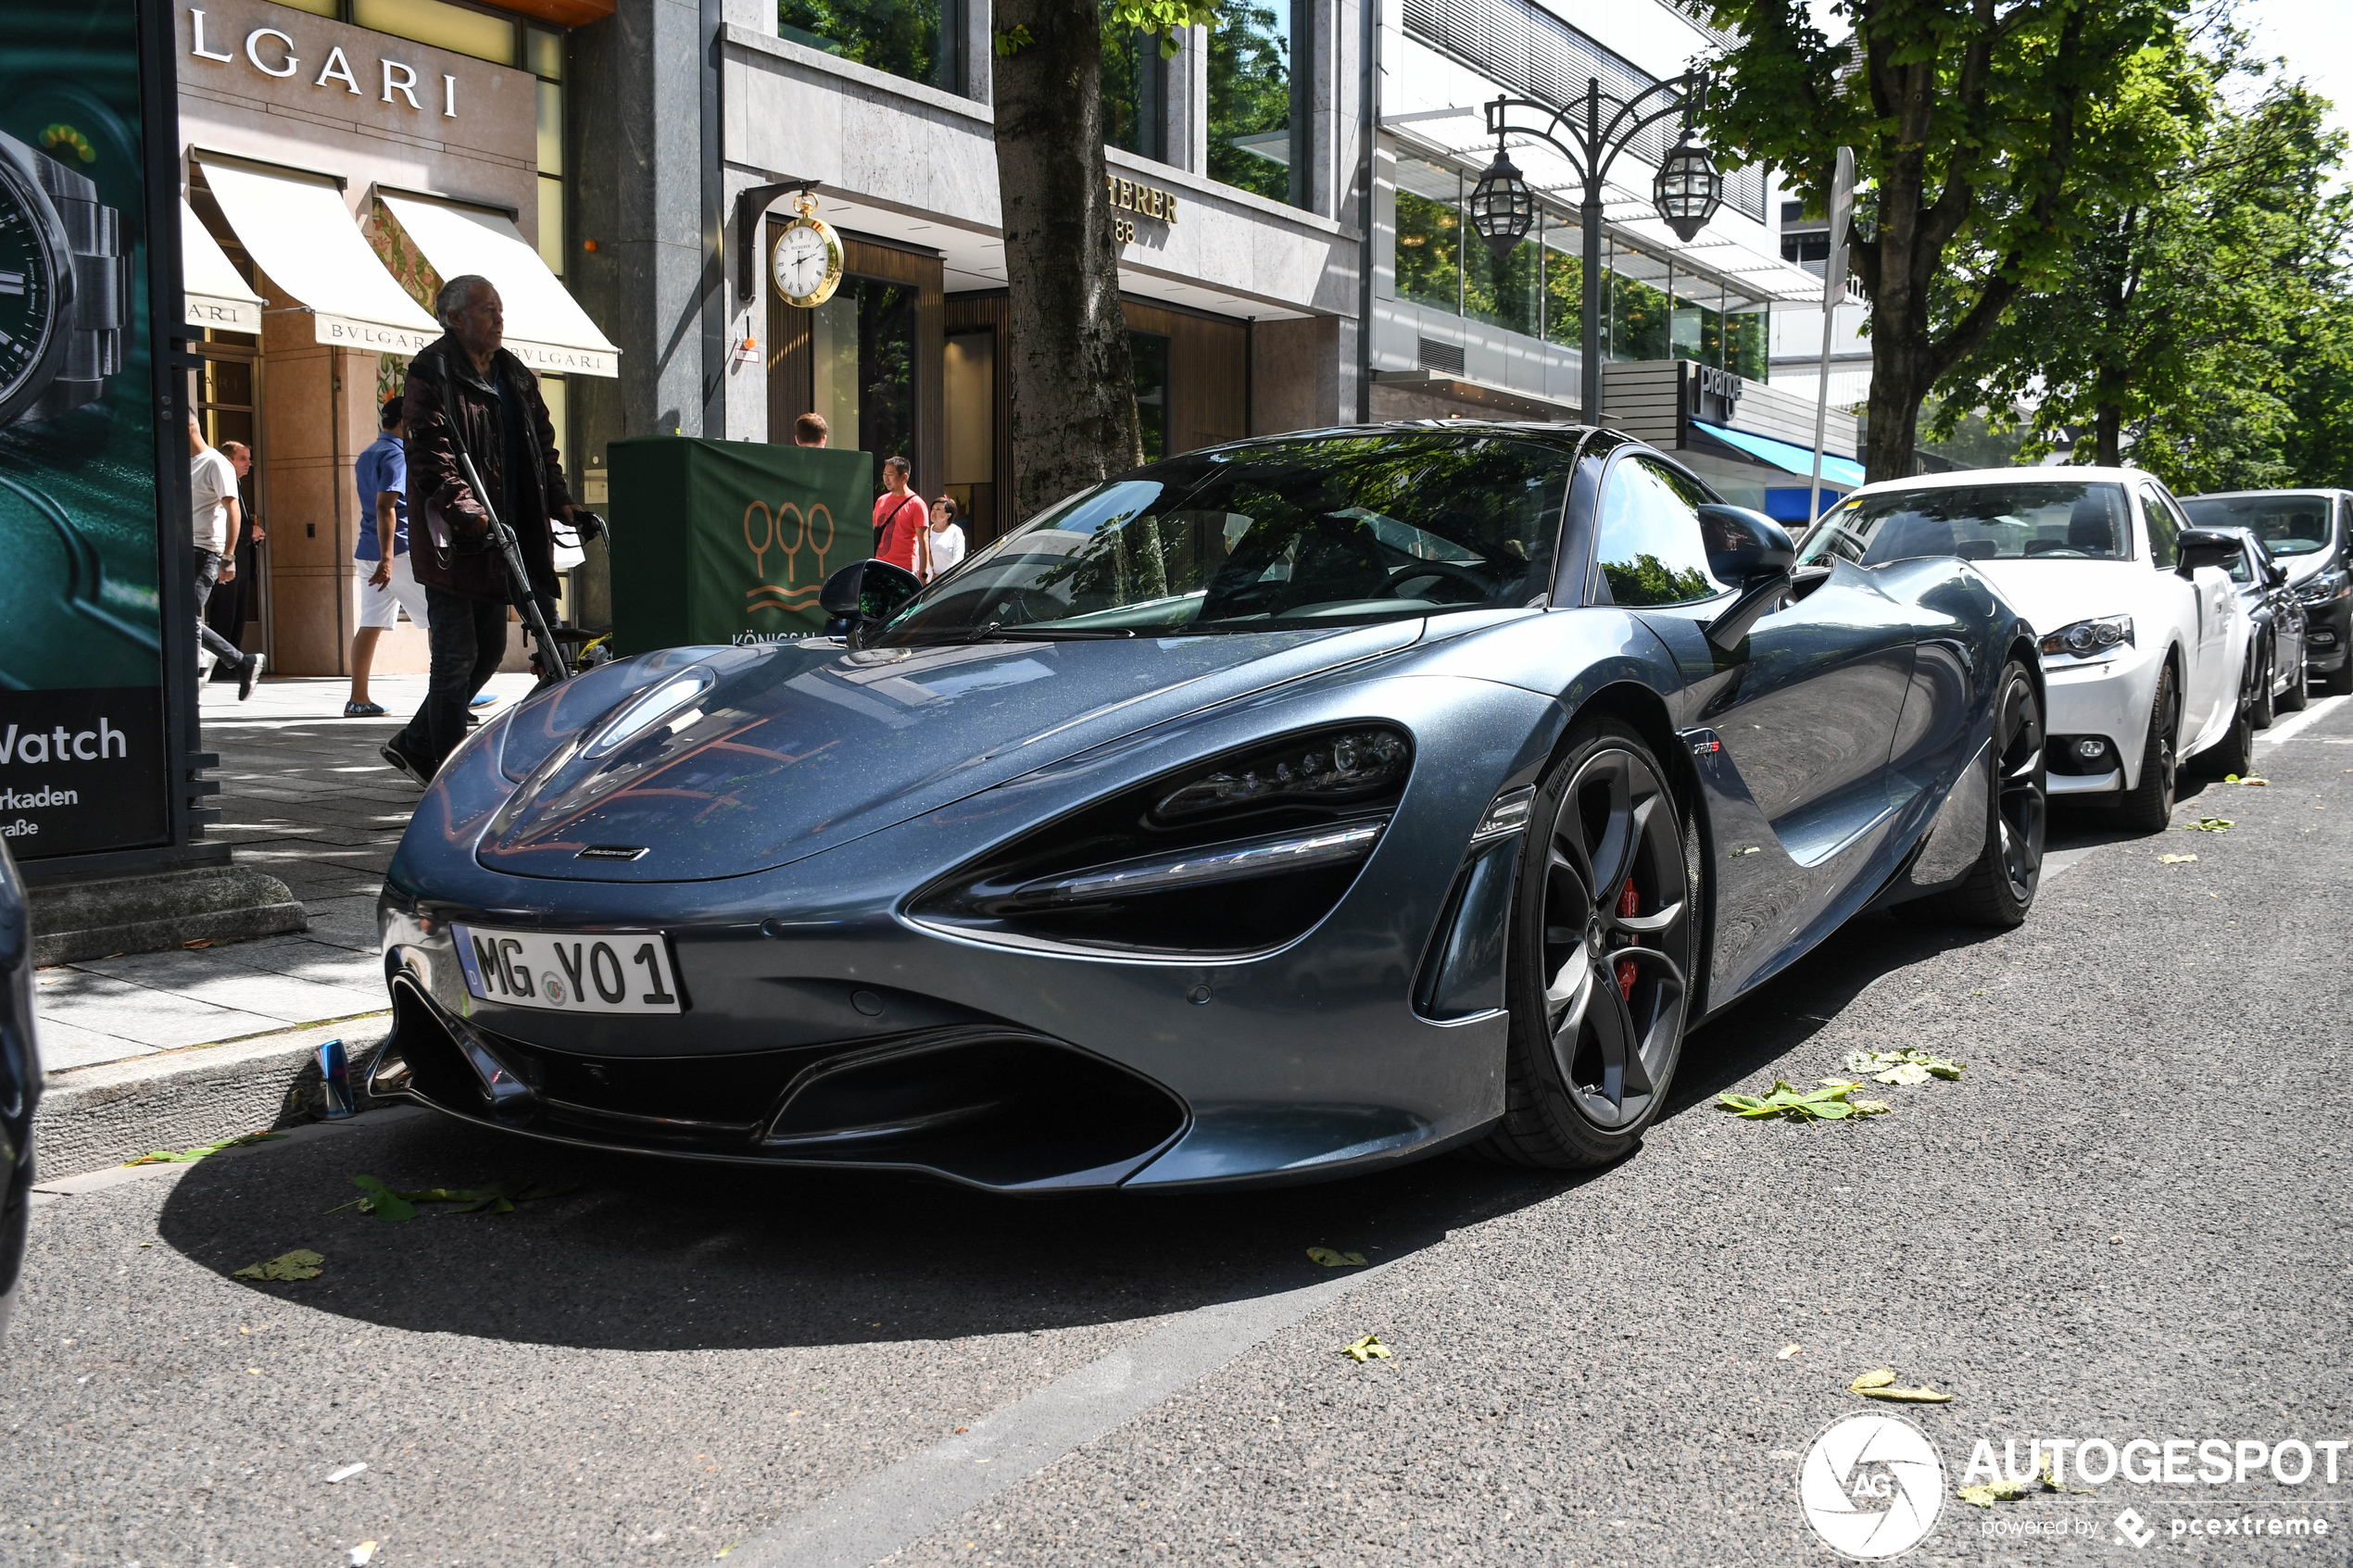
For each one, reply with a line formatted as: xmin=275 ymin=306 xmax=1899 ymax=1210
xmin=233 ymin=1248 xmax=325 ymax=1283
xmin=990 ymin=23 xmax=1032 ymax=56
xmin=1307 ymin=1248 xmax=1367 ymax=1268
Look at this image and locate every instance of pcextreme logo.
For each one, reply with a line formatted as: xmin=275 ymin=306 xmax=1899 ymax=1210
xmin=1798 ymin=1411 xmax=1947 ymax=1559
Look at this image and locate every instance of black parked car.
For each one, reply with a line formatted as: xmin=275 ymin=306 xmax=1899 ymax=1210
xmin=0 ymin=838 xmax=37 ymax=1340
xmin=2183 ymin=490 xmax=2352 ymax=693
xmin=2210 ymin=526 xmax=2310 ymax=728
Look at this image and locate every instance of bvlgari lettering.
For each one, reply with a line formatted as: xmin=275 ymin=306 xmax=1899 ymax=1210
xmin=185 ymin=6 xmax=474 ymax=119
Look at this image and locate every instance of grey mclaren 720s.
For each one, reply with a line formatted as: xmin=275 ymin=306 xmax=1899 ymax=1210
xmin=375 ymin=423 xmax=2047 ymax=1190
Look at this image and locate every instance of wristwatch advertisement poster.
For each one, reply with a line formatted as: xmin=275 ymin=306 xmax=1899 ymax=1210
xmin=0 ymin=1 xmax=170 ymax=858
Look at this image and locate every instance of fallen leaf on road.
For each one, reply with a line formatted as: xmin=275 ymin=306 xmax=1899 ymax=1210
xmin=1731 ymin=846 xmax=1762 ymax=856
xmin=182 ymin=939 xmax=213 ymax=949
xmin=124 ymin=1131 xmax=283 ymax=1166
xmin=1340 ymin=1334 xmax=1391 ymax=1362
xmin=2224 ymin=774 xmax=2270 ymax=786
xmin=1718 ymin=1080 xmax=1893 ymax=1123
xmin=233 ymin=1249 xmax=324 ymax=1283
xmin=1958 ymin=1479 xmax=2032 ymax=1506
xmin=350 ymin=1545 xmax=378 ymax=1568
xmin=1777 ymin=1344 xmax=1802 ymax=1360
xmin=1846 ymin=1049 xmax=1965 ymax=1085
xmin=1307 ymin=1248 xmax=1367 ymax=1268
xmin=324 ymin=1461 xmax=368 ymax=1484
xmin=1860 ymin=1383 xmax=1955 ymax=1403
xmin=1850 ymin=1368 xmax=1897 ymax=1392
xmin=2158 ymin=853 xmax=2199 ymax=864
xmin=344 ymin=1175 xmax=418 ymax=1222
xmin=2181 ymin=817 xmax=2233 ymax=832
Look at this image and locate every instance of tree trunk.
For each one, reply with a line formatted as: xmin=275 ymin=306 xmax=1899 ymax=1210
xmin=991 ymin=0 xmax=1145 ymax=523
xmin=2094 ymin=403 xmax=2122 ymax=465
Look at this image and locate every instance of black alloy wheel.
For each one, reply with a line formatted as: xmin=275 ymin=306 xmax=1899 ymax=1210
xmin=1478 ymin=717 xmax=1699 ymax=1169
xmin=2117 ymin=665 xmax=2179 ymax=834
xmin=2250 ymin=646 xmax=2276 ymax=730
xmin=2209 ymin=667 xmax=2259 ymax=778
xmin=1920 ymin=660 xmax=2045 ymax=927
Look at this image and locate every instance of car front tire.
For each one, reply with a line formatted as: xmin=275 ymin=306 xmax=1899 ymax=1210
xmin=1919 ymin=659 xmax=2045 ymax=928
xmin=1477 ymin=716 xmax=1700 ymax=1170
xmin=2279 ymin=655 xmax=2309 ymax=712
xmin=2117 ymin=665 xmax=2179 ymax=834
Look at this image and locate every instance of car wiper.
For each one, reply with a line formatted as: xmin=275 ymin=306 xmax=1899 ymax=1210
xmin=980 ymin=626 xmax=1141 ymax=640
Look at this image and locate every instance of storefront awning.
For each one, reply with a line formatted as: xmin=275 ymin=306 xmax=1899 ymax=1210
xmin=1692 ymin=420 xmax=1867 ymax=489
xmin=195 ymin=157 xmax=440 ymax=354
xmin=180 ymin=199 xmax=265 ymax=334
xmin=377 ymin=194 xmax=619 ymax=379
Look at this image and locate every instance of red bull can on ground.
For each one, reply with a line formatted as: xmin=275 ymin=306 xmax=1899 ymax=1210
xmin=317 ymin=1036 xmax=353 ymax=1119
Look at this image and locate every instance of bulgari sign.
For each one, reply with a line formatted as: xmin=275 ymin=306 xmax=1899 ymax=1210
xmin=174 ymin=1 xmax=533 ymax=157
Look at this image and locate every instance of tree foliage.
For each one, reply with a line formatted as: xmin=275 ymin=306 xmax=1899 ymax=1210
xmin=1698 ymin=0 xmax=2188 ymax=482
xmin=1933 ymin=27 xmax=2353 ymax=494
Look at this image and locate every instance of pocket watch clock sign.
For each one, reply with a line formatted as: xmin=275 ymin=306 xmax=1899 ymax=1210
xmin=769 ymin=192 xmax=844 ymax=309
xmin=0 ymin=130 xmax=127 ymax=429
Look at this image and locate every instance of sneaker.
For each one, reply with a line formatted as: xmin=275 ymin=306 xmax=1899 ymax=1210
xmin=235 ymin=652 xmax=266 ymax=701
xmin=344 ymin=700 xmax=386 ymax=718
xmin=379 ymin=737 xmax=432 ymax=787
xmin=470 ymin=693 xmax=499 ymax=709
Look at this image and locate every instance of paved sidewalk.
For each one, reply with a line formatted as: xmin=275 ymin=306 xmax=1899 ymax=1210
xmin=31 ymin=673 xmax=537 ymax=1074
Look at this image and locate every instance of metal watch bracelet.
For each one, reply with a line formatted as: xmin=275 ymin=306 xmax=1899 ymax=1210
xmin=22 ymin=144 xmax=128 ymax=422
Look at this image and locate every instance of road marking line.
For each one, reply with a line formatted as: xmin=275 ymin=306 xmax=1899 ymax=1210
xmin=727 ymin=1264 xmax=1391 ymax=1568
xmin=2040 ymin=845 xmax=2101 ymax=884
xmin=2259 ymin=693 xmax=2349 ymax=748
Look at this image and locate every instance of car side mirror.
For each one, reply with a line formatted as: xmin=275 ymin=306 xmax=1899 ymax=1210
xmin=2265 ymin=561 xmax=2288 ymax=587
xmin=1695 ymin=504 xmax=1797 ymax=652
xmin=820 ymin=558 xmax=924 ymax=646
xmin=2176 ymin=529 xmax=2238 ymax=577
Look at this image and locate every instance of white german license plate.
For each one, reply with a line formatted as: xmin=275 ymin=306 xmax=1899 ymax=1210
xmin=452 ymin=924 xmax=685 ymax=1014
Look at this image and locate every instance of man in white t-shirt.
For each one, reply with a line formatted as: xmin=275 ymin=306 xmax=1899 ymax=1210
xmin=188 ymin=413 xmax=263 ymax=699
xmin=921 ymin=495 xmax=968 ymax=582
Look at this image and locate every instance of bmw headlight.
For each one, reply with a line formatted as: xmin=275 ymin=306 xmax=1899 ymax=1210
xmin=2040 ymin=616 xmax=2133 ymax=659
xmin=2297 ymin=571 xmax=2348 ymax=606
xmin=912 ymin=724 xmax=1414 ymax=958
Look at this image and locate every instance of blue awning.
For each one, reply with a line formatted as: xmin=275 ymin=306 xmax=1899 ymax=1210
xmin=1692 ymin=420 xmax=1867 ymax=489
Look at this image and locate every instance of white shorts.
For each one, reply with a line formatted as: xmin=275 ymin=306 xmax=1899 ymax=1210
xmin=358 ymin=549 xmax=431 ymax=630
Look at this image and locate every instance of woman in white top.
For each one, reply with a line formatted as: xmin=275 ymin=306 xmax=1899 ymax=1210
xmin=921 ymin=495 xmax=968 ymax=582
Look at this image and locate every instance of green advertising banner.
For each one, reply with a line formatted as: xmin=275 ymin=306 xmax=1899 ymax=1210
xmin=608 ymin=436 xmax=875 ymax=653
xmin=0 ymin=0 xmax=170 ymax=859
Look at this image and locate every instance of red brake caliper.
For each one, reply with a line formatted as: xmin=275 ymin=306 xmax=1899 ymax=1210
xmin=1616 ymin=877 xmax=1640 ymax=1001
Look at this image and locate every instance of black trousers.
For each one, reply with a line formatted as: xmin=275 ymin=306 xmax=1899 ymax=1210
xmin=396 ymin=587 xmax=509 ymax=775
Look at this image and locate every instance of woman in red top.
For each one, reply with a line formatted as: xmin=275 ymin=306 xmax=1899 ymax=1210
xmin=873 ymin=456 xmax=929 ymax=572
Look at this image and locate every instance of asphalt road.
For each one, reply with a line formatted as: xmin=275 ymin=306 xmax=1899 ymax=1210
xmin=5 ymin=698 xmax=2350 ymax=1567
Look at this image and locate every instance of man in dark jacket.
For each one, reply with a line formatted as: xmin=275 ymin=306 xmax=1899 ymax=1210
xmin=382 ymin=273 xmax=576 ymax=784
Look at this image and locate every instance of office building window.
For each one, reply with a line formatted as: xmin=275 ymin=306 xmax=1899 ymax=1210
xmin=1393 ymin=157 xmax=1463 ymax=313
xmin=1780 ymin=230 xmax=1831 ymax=276
xmin=1102 ymin=3 xmax=1166 ymax=160
xmin=1207 ymin=0 xmax=1308 ymax=207
xmin=778 ymin=0 xmax=964 ymax=94
xmin=811 ymin=278 xmax=918 ymax=459
xmin=351 ymin=0 xmax=518 ymax=64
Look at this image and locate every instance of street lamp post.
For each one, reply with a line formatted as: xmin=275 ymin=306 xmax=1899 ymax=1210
xmin=1470 ymin=76 xmax=1721 ymax=425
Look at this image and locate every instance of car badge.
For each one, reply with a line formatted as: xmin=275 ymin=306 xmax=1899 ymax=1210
xmin=576 ymin=845 xmax=650 ymax=861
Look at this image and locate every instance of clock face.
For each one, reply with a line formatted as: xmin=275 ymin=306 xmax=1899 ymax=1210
xmin=771 ymin=220 xmax=841 ymax=307
xmin=0 ymin=171 xmax=60 ymax=415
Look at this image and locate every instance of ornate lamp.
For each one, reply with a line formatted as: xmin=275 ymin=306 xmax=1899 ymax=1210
xmin=1652 ymin=132 xmax=1723 ymax=242
xmin=1467 ymin=146 xmax=1535 ymax=260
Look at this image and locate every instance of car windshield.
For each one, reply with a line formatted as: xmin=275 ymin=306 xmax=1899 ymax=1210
xmin=1800 ymin=482 xmax=2133 ymax=566
xmin=2180 ymin=495 xmax=2334 ymax=558
xmin=876 ymin=433 xmax=1564 ymax=643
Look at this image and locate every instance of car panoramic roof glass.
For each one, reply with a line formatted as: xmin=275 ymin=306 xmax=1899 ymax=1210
xmin=2179 ymin=494 xmax=2334 ymax=558
xmin=877 ymin=433 xmax=1567 ymax=641
xmin=1799 ymin=482 xmax=2133 ymax=567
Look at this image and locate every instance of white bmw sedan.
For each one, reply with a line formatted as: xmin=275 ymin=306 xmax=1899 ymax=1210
xmin=1798 ymin=468 xmax=2247 ymax=832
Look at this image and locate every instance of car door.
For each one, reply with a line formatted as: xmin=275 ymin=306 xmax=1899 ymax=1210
xmin=2139 ymin=481 xmax=2233 ymax=743
xmin=1588 ymin=452 xmax=1918 ymax=993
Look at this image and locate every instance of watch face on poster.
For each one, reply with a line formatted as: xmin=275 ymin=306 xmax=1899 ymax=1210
xmin=771 ymin=214 xmax=843 ymax=308
xmin=0 ymin=160 xmax=64 ymax=428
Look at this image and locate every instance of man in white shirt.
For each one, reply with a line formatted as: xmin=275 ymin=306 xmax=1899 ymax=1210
xmin=188 ymin=412 xmax=263 ymax=699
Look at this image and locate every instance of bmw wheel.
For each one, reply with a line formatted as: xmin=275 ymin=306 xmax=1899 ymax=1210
xmin=1478 ymin=717 xmax=1700 ymax=1169
xmin=2117 ymin=665 xmax=2179 ymax=834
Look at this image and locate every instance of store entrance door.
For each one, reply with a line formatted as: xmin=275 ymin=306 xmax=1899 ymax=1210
xmin=188 ymin=343 xmax=271 ymax=675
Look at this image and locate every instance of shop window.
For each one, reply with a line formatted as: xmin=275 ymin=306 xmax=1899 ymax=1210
xmin=1101 ymin=5 xmax=1166 ymax=161
xmin=1207 ymin=0 xmax=1307 ymax=207
xmin=1465 ymin=217 xmax=1538 ymax=338
xmin=811 ymin=278 xmax=918 ymax=463
xmin=272 ymin=0 xmax=339 ymax=15
xmin=350 ymin=0 xmax=518 ymax=65
xmin=943 ymin=330 xmax=996 ymax=539
xmin=1539 ymin=228 xmax=1581 ymax=345
xmin=780 ymin=0 xmax=964 ymax=94
xmin=1131 ymin=331 xmax=1169 ymax=461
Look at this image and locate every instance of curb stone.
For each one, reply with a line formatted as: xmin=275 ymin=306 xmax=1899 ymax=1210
xmin=31 ymin=1016 xmax=393 ymax=1178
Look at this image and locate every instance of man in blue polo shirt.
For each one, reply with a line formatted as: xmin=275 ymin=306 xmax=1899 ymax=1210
xmin=346 ymin=395 xmax=429 ymax=717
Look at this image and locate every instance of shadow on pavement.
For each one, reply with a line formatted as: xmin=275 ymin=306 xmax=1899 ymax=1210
xmin=152 ymin=1109 xmax=1586 ymax=1353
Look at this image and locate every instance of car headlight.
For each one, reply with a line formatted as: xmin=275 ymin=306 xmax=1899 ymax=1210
xmin=2297 ymin=571 xmax=2348 ymax=606
xmin=2040 ymin=616 xmax=2133 ymax=659
xmin=911 ymin=724 xmax=1414 ymax=958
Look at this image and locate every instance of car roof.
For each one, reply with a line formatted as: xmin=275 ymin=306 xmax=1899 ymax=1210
xmin=1843 ymin=465 xmax=2158 ymax=499
xmin=2182 ymin=488 xmax=2350 ymax=501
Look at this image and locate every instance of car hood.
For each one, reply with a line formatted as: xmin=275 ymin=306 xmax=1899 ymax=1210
xmin=1968 ymin=559 xmax=2156 ymax=639
xmin=474 ymin=625 xmax=1422 ymax=882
